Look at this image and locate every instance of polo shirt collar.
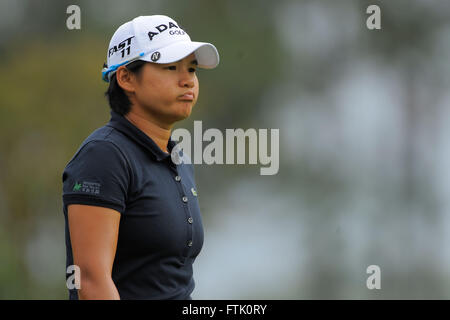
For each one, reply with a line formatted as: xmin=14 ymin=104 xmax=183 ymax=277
xmin=106 ymin=110 xmax=176 ymax=162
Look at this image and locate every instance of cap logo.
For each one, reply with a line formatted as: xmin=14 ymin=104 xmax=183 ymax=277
xmin=151 ymin=51 xmax=161 ymax=62
xmin=147 ymin=21 xmax=185 ymax=41
xmin=108 ymin=36 xmax=134 ymax=58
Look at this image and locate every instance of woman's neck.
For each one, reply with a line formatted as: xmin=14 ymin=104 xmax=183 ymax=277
xmin=124 ymin=109 xmax=171 ymax=154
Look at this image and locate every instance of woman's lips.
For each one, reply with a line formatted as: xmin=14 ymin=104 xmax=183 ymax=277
xmin=178 ymin=92 xmax=194 ymax=101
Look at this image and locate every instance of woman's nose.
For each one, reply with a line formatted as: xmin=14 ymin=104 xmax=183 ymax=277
xmin=179 ymin=72 xmax=195 ymax=88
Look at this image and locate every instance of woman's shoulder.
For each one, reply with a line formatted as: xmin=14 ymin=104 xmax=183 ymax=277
xmin=68 ymin=122 xmax=138 ymax=164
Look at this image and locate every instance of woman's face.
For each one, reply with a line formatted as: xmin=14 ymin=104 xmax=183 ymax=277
xmin=123 ymin=52 xmax=199 ymax=127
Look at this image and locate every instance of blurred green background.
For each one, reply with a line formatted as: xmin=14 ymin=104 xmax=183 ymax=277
xmin=1 ymin=0 xmax=450 ymax=299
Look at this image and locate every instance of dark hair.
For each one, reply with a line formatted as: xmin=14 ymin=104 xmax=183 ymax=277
xmin=104 ymin=60 xmax=147 ymax=116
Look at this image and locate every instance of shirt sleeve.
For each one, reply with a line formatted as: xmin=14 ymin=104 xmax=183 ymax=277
xmin=62 ymin=140 xmax=130 ymax=214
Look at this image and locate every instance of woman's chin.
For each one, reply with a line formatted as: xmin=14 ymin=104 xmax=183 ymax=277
xmin=175 ymin=102 xmax=194 ymax=119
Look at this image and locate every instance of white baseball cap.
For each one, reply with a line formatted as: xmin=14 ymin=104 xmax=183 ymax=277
xmin=102 ymin=15 xmax=220 ymax=82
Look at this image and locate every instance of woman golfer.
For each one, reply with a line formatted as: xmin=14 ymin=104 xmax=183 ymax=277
xmin=62 ymin=15 xmax=219 ymax=300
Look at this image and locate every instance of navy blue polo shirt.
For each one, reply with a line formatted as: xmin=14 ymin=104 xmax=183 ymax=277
xmin=62 ymin=110 xmax=204 ymax=300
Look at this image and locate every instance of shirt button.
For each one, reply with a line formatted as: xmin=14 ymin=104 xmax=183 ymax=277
xmin=188 ymin=217 xmax=193 ymax=224
xmin=187 ymin=240 xmax=193 ymax=247
xmin=182 ymin=196 xmax=188 ymax=203
xmin=175 ymin=175 xmax=181 ymax=182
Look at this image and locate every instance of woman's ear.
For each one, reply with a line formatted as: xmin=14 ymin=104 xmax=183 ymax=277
xmin=116 ymin=66 xmax=135 ymax=93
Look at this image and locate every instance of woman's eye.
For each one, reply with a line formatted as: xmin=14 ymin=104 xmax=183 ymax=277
xmin=164 ymin=66 xmax=196 ymax=72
